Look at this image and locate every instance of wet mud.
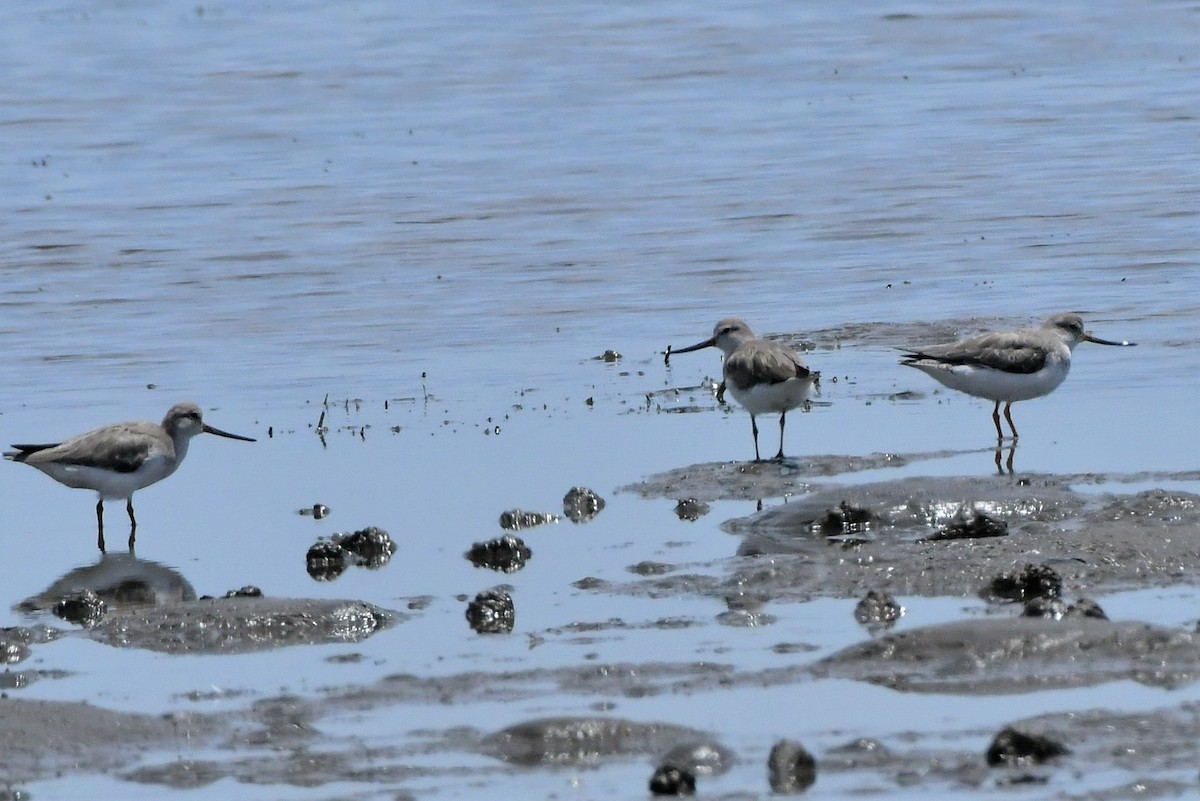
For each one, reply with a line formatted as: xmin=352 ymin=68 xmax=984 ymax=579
xmin=7 ymin=459 xmax=1200 ymax=797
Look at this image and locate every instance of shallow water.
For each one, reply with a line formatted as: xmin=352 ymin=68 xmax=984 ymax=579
xmin=2 ymin=0 xmax=1200 ymax=798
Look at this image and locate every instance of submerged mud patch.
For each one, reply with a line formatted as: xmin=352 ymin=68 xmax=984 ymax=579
xmin=86 ymin=596 xmax=395 ymax=654
xmin=812 ymin=616 xmax=1200 ymax=693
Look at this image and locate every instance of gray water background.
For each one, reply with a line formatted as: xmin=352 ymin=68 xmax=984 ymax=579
xmin=1 ymin=0 xmax=1199 ymax=798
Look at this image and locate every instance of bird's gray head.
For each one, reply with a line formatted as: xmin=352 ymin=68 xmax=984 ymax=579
xmin=162 ymin=403 xmax=206 ymax=439
xmin=709 ymin=318 xmax=756 ymax=357
xmin=162 ymin=403 xmax=256 ymax=443
xmin=1044 ymin=313 xmax=1134 ymax=350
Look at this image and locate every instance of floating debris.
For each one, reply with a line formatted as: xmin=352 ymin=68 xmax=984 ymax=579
xmin=499 ymin=509 xmax=558 ymax=531
xmin=53 ymin=589 xmax=107 ymax=629
xmin=466 ymin=590 xmax=515 ymax=634
xmin=299 ymin=503 xmax=331 ymax=520
xmin=767 ymin=739 xmax=817 ymax=793
xmin=563 ymin=487 xmax=605 ymax=524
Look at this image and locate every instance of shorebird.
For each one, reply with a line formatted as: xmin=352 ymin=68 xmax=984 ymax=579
xmin=668 ymin=318 xmax=819 ymax=461
xmin=900 ymin=312 xmax=1135 ymax=440
xmin=5 ymin=402 xmax=255 ymax=551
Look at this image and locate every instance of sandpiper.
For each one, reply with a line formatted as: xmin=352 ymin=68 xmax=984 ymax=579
xmin=900 ymin=312 xmax=1135 ymax=440
xmin=5 ymin=402 xmax=255 ymax=551
xmin=669 ymin=318 xmax=819 ymax=461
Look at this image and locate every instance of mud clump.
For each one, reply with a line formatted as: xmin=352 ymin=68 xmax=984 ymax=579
xmin=499 ymin=509 xmax=558 ymax=531
xmin=986 ymin=726 xmax=1070 ymax=767
xmin=982 ymin=563 xmax=1061 ymax=603
xmin=563 ymin=487 xmax=606 ymax=524
xmin=649 ymin=764 xmax=695 ymax=796
xmin=920 ymin=511 xmax=1008 ymax=542
xmin=673 ymin=498 xmax=710 ymax=522
xmin=306 ymin=527 xmax=396 ymax=581
xmin=306 ymin=541 xmax=348 ymax=582
xmin=334 ymin=526 xmax=396 ymax=568
xmin=53 ymin=589 xmax=107 ymax=628
xmin=816 ymin=502 xmax=874 ymax=539
xmin=854 ymin=590 xmax=904 ymax=632
xmin=466 ymin=590 xmax=515 ymax=634
xmin=467 ymin=535 xmax=532 ymax=573
xmin=767 ymin=739 xmax=817 ymax=793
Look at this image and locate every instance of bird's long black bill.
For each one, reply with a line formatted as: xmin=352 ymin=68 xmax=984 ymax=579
xmin=1084 ymin=333 xmax=1136 ymax=347
xmin=203 ymin=424 xmax=256 ymax=442
xmin=669 ymin=337 xmax=716 ymax=355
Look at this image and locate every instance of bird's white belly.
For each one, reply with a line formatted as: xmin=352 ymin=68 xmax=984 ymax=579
xmin=914 ymin=361 xmax=1070 ymax=403
xmin=727 ymin=376 xmax=814 ymax=416
xmin=33 ymin=455 xmax=178 ymax=499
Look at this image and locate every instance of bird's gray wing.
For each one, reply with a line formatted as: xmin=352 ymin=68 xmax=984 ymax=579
xmin=900 ymin=332 xmax=1047 ymax=375
xmin=17 ymin=423 xmax=158 ymax=473
xmin=725 ymin=342 xmax=813 ymax=390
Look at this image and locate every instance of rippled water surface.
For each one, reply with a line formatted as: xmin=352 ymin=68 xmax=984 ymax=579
xmin=2 ymin=0 xmax=1199 ymax=798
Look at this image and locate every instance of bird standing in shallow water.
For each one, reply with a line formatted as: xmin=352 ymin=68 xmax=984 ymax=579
xmin=900 ymin=312 xmax=1135 ymax=441
xmin=669 ymin=318 xmax=819 ymax=461
xmin=5 ymin=402 xmax=256 ymax=552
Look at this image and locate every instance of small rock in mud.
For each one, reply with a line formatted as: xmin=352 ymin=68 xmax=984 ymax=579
xmin=986 ymin=726 xmax=1070 ymax=767
xmin=660 ymin=741 xmax=734 ymax=777
xmin=483 ymin=717 xmax=710 ymax=766
xmin=305 ymin=541 xmax=348 ymax=582
xmin=1022 ymin=597 xmax=1070 ymax=619
xmin=466 ymin=589 xmax=515 ymax=634
xmin=982 ymin=563 xmax=1061 ymax=603
xmin=0 ymin=638 xmax=32 ymax=665
xmin=649 ymin=764 xmax=695 ymax=796
xmin=333 ymin=526 xmax=396 ymax=569
xmin=825 ymin=737 xmax=891 ymax=768
xmin=223 ymin=586 xmax=263 ymax=599
xmin=816 ymin=502 xmax=874 ymax=538
xmin=499 ymin=509 xmax=559 ymax=531
xmin=854 ymin=590 xmax=904 ymax=631
xmin=921 ymin=511 xmax=1008 ymax=542
xmin=563 ymin=487 xmax=606 ymax=524
xmin=673 ymin=498 xmax=710 ymax=522
xmin=298 ymin=503 xmax=330 ymax=519
xmin=630 ymin=561 xmax=673 ymax=576
xmin=1023 ymin=597 xmax=1108 ymax=621
xmin=1066 ymin=598 xmax=1108 ymax=620
xmin=466 ymin=535 xmax=532 ymax=573
xmin=768 ymin=739 xmax=817 ymax=793
xmin=53 ymin=589 xmax=107 ymax=628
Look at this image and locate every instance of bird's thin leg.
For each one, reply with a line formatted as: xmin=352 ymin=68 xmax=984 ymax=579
xmin=96 ymin=499 xmax=106 ymax=553
xmin=991 ymin=401 xmax=1004 ymax=442
xmin=750 ymin=414 xmax=761 ymax=461
xmin=127 ymin=498 xmax=137 ymax=550
xmin=774 ymin=411 xmax=787 ymax=461
xmin=1003 ymin=403 xmax=1019 ymax=440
